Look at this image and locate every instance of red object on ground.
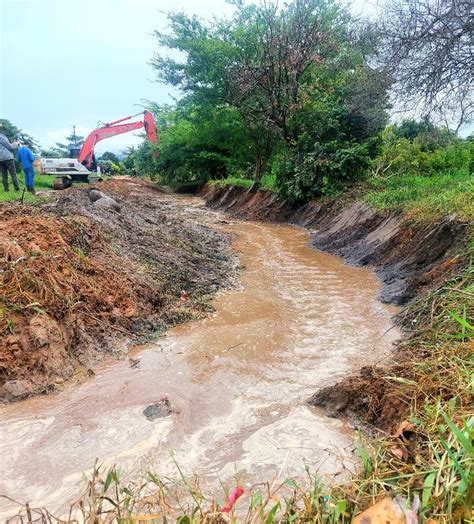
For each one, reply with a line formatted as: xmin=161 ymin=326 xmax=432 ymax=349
xmin=78 ymin=110 xmax=158 ymax=167
xmin=220 ymin=486 xmax=244 ymax=513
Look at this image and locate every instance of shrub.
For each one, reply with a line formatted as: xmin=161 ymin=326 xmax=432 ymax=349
xmin=372 ymin=126 xmax=471 ymax=178
xmin=276 ymin=140 xmax=373 ymax=203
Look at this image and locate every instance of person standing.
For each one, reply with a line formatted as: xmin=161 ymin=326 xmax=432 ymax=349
xmin=0 ymin=128 xmax=20 ymax=192
xmin=17 ymin=142 xmax=36 ymax=194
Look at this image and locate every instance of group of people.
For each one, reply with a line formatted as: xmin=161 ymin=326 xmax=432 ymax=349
xmin=0 ymin=126 xmax=37 ymax=195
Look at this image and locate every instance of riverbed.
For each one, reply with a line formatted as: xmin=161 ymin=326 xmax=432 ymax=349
xmin=0 ymin=197 xmax=399 ymax=517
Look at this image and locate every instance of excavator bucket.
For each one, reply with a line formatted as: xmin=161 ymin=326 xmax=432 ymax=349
xmin=144 ymin=111 xmax=158 ymax=143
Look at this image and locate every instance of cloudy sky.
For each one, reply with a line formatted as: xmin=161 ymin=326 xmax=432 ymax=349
xmin=0 ymin=0 xmax=374 ymax=154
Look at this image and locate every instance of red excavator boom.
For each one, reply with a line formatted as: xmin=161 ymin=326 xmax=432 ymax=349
xmin=78 ymin=110 xmax=158 ymax=167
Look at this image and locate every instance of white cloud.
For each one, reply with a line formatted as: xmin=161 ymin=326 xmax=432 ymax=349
xmin=43 ymin=126 xmax=90 ymax=147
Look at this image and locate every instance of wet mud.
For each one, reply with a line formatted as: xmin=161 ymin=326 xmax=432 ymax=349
xmin=0 ymin=180 xmax=237 ymax=400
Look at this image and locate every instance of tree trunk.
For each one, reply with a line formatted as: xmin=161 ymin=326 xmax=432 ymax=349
xmin=254 ymin=139 xmax=270 ymax=185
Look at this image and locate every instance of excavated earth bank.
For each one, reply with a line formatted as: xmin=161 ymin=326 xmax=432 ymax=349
xmin=0 ymin=180 xmax=237 ymax=401
xmin=199 ymin=184 xmax=470 ymax=431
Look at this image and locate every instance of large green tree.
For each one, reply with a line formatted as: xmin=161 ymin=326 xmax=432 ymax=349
xmin=125 ymin=101 xmax=253 ymax=183
xmin=152 ymin=0 xmax=358 ymax=180
xmin=150 ymin=0 xmax=390 ymax=197
xmin=54 ymin=126 xmax=84 ymax=157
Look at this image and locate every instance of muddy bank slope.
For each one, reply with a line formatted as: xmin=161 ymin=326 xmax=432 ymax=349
xmin=0 ymin=179 xmax=236 ymax=401
xmin=200 ymin=184 xmax=468 ymax=305
xmin=200 ymin=183 xmax=470 ymax=431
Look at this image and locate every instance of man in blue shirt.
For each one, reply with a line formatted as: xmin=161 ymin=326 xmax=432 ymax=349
xmin=17 ymin=142 xmax=36 ymax=194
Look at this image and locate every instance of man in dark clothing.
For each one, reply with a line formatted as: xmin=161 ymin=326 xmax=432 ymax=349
xmin=0 ymin=128 xmax=20 ymax=192
xmin=17 ymin=142 xmax=36 ymax=193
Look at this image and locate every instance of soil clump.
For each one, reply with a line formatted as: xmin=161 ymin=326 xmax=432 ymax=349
xmin=0 ymin=179 xmax=236 ymax=401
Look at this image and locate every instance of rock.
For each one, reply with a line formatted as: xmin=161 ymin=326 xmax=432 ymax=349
xmin=0 ymin=380 xmax=30 ymax=401
xmin=89 ymin=189 xmax=121 ymax=211
xmin=95 ymin=195 xmax=121 ymax=212
xmin=143 ymin=398 xmax=175 ymax=421
xmin=88 ymin=189 xmax=103 ymax=203
xmin=309 ymin=387 xmax=350 ymax=417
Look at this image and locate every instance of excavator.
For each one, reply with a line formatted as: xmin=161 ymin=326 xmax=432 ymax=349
xmin=39 ymin=110 xmax=158 ymax=189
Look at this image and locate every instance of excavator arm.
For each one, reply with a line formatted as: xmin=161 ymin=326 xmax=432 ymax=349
xmin=78 ymin=110 xmax=158 ymax=167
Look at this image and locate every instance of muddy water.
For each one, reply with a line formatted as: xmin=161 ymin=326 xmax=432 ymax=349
xmin=0 ymin=205 xmax=399 ymax=517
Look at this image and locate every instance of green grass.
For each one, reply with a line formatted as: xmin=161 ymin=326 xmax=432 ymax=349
xmin=0 ymin=173 xmax=53 ymax=203
xmin=211 ymin=176 xmax=253 ymax=188
xmin=365 ymin=171 xmax=473 ymax=222
xmin=212 ymin=173 xmax=278 ymax=192
xmin=212 ymin=171 xmax=473 ymax=222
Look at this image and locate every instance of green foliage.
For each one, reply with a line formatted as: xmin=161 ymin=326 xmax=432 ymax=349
xmin=123 ymin=102 xmax=253 ymax=184
xmin=365 ymin=171 xmax=473 ymax=221
xmin=392 ymin=118 xmax=436 ymax=141
xmin=122 ymin=140 xmax=158 ymax=179
xmin=40 ymin=147 xmax=68 ymax=158
xmin=276 ymin=140 xmax=374 ymax=202
xmin=147 ymin=0 xmax=390 ymax=195
xmin=97 ymin=159 xmax=112 ymax=174
xmin=212 ymin=172 xmax=277 ymax=191
xmin=99 ymin=151 xmax=120 ymax=164
xmin=110 ymin=162 xmax=122 ymax=175
xmin=365 ymin=119 xmax=473 ymax=220
xmin=138 ymin=3 xmax=465 ymax=206
xmin=372 ymin=124 xmax=471 ymax=178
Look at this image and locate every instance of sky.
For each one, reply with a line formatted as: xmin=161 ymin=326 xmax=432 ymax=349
xmin=0 ymin=0 xmax=237 ymax=153
xmin=0 ymin=0 xmax=376 ymax=154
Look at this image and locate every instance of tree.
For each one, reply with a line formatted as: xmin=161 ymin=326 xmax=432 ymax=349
xmin=129 ymin=101 xmax=253 ymax=183
xmin=378 ymin=0 xmax=472 ymax=131
xmin=0 ymin=119 xmax=37 ymax=149
xmin=99 ymin=151 xmax=120 ymax=164
xmin=54 ymin=125 xmax=85 ymax=156
xmin=274 ymin=59 xmax=390 ymax=202
xmin=150 ymin=1 xmax=390 ymax=197
xmin=152 ymin=1 xmax=359 ymax=181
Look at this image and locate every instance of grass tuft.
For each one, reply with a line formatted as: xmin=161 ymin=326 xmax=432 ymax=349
xmin=211 ymin=173 xmax=278 ymax=192
xmin=365 ymin=171 xmax=473 ymax=222
xmin=0 ymin=173 xmax=53 ymax=203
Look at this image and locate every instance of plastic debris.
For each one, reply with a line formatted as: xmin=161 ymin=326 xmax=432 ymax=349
xmin=352 ymin=495 xmax=420 ymax=523
xmin=220 ymin=486 xmax=245 ymax=513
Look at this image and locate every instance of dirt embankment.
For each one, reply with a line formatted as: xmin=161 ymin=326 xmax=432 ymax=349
xmin=0 ymin=179 xmax=236 ymax=401
xmin=201 ymin=184 xmax=468 ymax=305
xmin=200 ymin=184 xmax=470 ymax=432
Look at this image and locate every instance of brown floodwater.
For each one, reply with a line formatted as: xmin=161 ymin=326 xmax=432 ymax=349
xmin=0 ymin=201 xmax=399 ymax=518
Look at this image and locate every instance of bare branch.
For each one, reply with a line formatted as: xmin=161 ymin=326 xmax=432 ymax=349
xmin=378 ymin=0 xmax=473 ymax=129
